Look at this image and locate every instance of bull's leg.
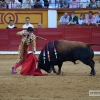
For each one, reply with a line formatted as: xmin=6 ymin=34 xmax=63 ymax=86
xmin=82 ymin=59 xmax=95 ymax=76
xmin=51 ymin=65 xmax=57 ymax=73
xmin=56 ymin=62 xmax=63 ymax=75
xmin=90 ymin=60 xmax=95 ymax=76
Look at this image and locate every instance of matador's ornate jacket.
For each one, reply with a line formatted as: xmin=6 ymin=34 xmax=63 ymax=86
xmin=16 ymin=30 xmax=36 ymax=63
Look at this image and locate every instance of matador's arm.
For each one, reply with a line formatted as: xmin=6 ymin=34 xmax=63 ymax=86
xmin=16 ymin=30 xmax=27 ymax=36
xmin=32 ymin=34 xmax=36 ymax=52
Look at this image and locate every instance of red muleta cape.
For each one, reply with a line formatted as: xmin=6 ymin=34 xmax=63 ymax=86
xmin=20 ymin=53 xmax=47 ymax=76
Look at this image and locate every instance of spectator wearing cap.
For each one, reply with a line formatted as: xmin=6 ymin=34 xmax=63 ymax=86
xmin=59 ymin=12 xmax=70 ymax=24
xmin=85 ymin=11 xmax=95 ymax=25
xmin=6 ymin=20 xmax=17 ymax=29
xmin=22 ymin=17 xmax=34 ymax=28
xmin=68 ymin=11 xmax=78 ymax=25
xmin=94 ymin=10 xmax=100 ymax=27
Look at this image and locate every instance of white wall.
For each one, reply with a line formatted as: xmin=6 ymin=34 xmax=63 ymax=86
xmin=48 ymin=10 xmax=57 ymax=28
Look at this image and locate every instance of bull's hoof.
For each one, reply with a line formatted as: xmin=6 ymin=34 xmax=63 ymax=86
xmin=89 ymin=70 xmax=96 ymax=76
xmin=90 ymin=71 xmax=92 ymax=75
xmin=89 ymin=74 xmax=95 ymax=76
xmin=53 ymin=70 xmax=57 ymax=73
xmin=56 ymin=72 xmax=60 ymax=75
xmin=89 ymin=72 xmax=96 ymax=76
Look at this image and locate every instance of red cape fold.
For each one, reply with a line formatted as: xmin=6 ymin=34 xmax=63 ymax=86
xmin=20 ymin=53 xmax=47 ymax=76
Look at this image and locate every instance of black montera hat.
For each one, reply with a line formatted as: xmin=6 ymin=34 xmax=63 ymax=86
xmin=27 ymin=27 xmax=34 ymax=32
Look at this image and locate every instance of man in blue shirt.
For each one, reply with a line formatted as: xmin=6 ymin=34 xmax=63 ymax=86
xmin=95 ymin=10 xmax=100 ymax=27
xmin=59 ymin=12 xmax=70 ymax=24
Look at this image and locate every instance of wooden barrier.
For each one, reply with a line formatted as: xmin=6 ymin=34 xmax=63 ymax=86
xmin=0 ymin=27 xmax=100 ymax=51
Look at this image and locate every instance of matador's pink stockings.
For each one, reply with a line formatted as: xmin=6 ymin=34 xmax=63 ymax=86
xmin=13 ymin=63 xmax=21 ymax=72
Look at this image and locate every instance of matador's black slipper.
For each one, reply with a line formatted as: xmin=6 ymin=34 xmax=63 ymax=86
xmin=12 ymin=67 xmax=17 ymax=74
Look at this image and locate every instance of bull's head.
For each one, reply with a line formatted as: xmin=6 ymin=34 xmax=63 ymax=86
xmin=37 ymin=51 xmax=52 ymax=73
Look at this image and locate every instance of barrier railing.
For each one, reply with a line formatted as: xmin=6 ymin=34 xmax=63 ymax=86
xmin=0 ymin=27 xmax=100 ymax=51
xmin=3 ymin=1 xmax=100 ymax=9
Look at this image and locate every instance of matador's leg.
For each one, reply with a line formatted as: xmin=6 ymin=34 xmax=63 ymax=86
xmin=12 ymin=43 xmax=24 ymax=74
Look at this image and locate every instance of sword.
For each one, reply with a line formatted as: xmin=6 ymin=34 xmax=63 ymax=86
xmin=36 ymin=36 xmax=47 ymax=40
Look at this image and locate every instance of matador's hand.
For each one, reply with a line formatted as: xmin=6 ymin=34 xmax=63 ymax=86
xmin=33 ymin=48 xmax=36 ymax=54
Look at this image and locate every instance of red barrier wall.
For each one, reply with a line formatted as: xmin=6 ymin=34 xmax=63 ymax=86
xmin=0 ymin=27 xmax=100 ymax=51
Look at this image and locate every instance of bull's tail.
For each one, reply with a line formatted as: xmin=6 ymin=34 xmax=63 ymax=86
xmin=87 ymin=44 xmax=100 ymax=47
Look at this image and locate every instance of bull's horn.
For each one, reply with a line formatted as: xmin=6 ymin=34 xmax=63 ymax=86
xmin=36 ymin=62 xmax=38 ymax=69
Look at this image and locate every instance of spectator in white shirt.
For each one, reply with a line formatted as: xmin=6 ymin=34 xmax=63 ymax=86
xmin=95 ymin=10 xmax=100 ymax=27
xmin=59 ymin=12 xmax=70 ymax=24
xmin=80 ymin=0 xmax=90 ymax=8
xmin=8 ymin=0 xmax=20 ymax=9
xmin=78 ymin=13 xmax=86 ymax=25
xmin=22 ymin=0 xmax=34 ymax=9
xmin=6 ymin=20 xmax=17 ymax=29
xmin=48 ymin=0 xmax=59 ymax=8
xmin=69 ymin=0 xmax=80 ymax=8
xmin=22 ymin=17 xmax=34 ymax=28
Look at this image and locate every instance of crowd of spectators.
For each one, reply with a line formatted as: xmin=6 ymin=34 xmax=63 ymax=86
xmin=59 ymin=10 xmax=100 ymax=26
xmin=6 ymin=10 xmax=100 ymax=29
xmin=0 ymin=0 xmax=100 ymax=9
xmin=6 ymin=17 xmax=42 ymax=29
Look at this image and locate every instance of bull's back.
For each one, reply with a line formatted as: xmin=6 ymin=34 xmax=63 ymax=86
xmin=55 ymin=40 xmax=87 ymax=53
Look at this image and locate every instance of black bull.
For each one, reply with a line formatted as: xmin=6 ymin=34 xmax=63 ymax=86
xmin=38 ymin=40 xmax=100 ymax=76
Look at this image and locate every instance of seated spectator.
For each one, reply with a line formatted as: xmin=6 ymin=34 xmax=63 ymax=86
xmin=43 ymin=0 xmax=49 ymax=8
xmin=6 ymin=20 xmax=17 ymax=29
xmin=78 ymin=13 xmax=86 ymax=25
xmin=48 ymin=0 xmax=59 ymax=8
xmin=97 ymin=0 xmax=100 ymax=7
xmin=38 ymin=22 xmax=42 ymax=28
xmin=59 ymin=12 xmax=70 ymax=24
xmin=8 ymin=0 xmax=20 ymax=9
xmin=22 ymin=17 xmax=34 ymax=28
xmin=22 ymin=0 xmax=33 ymax=9
xmin=33 ymin=0 xmax=43 ymax=8
xmin=38 ymin=0 xmax=44 ymax=7
xmin=85 ymin=11 xmax=95 ymax=25
xmin=90 ymin=0 xmax=98 ymax=8
xmin=80 ymin=0 xmax=90 ymax=8
xmin=3 ymin=0 xmax=9 ymax=8
xmin=59 ymin=0 xmax=69 ymax=8
xmin=0 ymin=0 xmax=7 ymax=9
xmin=69 ymin=0 xmax=80 ymax=8
xmin=68 ymin=11 xmax=78 ymax=25
xmin=94 ymin=10 xmax=100 ymax=27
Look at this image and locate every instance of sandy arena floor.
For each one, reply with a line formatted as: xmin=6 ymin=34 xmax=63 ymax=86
xmin=0 ymin=55 xmax=100 ymax=100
